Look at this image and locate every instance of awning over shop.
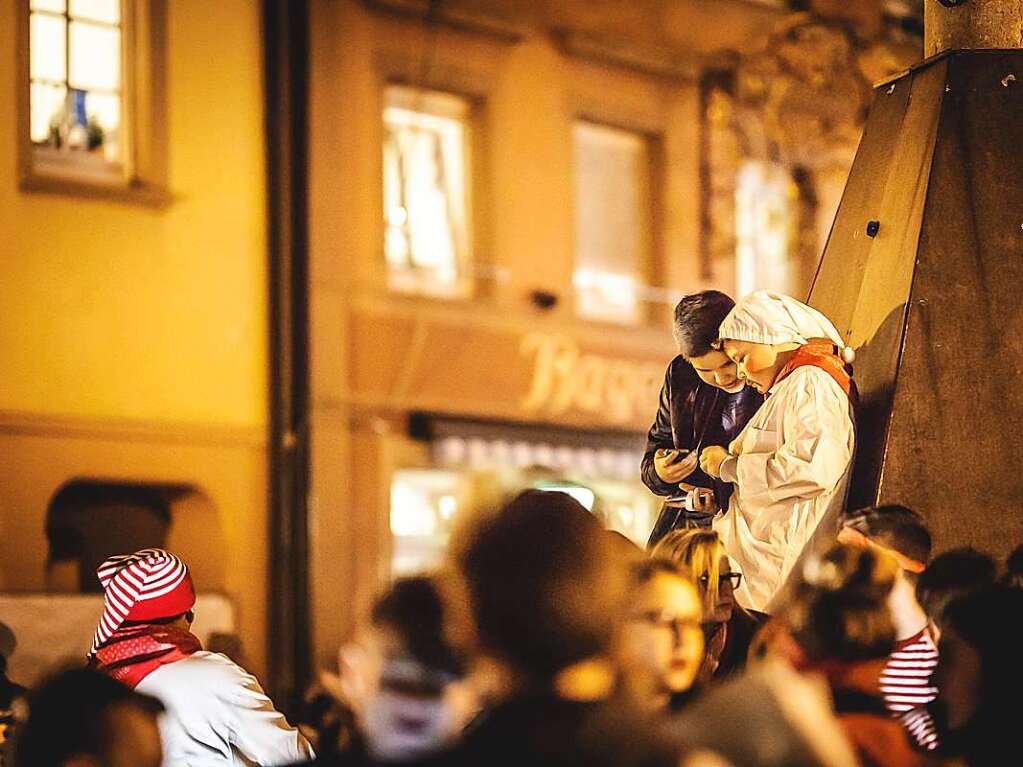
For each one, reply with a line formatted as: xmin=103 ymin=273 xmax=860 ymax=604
xmin=412 ymin=413 xmax=645 ymax=483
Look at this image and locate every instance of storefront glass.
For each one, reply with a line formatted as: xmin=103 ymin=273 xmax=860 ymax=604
xmin=390 ymin=435 xmax=658 ymax=576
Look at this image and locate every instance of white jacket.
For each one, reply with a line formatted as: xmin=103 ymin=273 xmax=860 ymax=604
xmin=136 ymin=651 xmax=313 ymax=767
xmin=714 ymin=365 xmax=855 ymax=613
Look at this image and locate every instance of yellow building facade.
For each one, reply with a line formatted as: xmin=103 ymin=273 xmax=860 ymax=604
xmin=0 ymin=0 xmax=272 ymax=677
xmin=0 ymin=0 xmax=918 ymax=686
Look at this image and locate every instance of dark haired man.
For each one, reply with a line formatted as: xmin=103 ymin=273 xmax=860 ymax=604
xmin=644 ymin=291 xmax=762 ymax=546
xmin=15 ymin=668 xmax=165 ymax=767
xmin=442 ymin=490 xmax=682 ymax=767
xmin=915 ymin=548 xmax=998 ymax=635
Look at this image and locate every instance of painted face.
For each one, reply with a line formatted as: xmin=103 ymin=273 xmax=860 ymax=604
xmin=687 ymin=350 xmax=744 ymax=394
xmin=721 ymin=340 xmax=789 ymax=394
xmin=619 ymin=573 xmax=705 ymax=700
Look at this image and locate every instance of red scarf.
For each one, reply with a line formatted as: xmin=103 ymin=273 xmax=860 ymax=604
xmin=773 ymin=339 xmax=856 ymax=404
xmin=91 ymin=624 xmax=202 ymax=689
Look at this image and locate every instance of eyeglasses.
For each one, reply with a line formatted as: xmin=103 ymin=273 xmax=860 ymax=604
xmin=629 ymin=609 xmax=702 ymax=644
xmin=699 ymin=572 xmax=743 ymax=590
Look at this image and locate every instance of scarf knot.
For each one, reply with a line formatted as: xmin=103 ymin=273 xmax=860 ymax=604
xmin=91 ymin=624 xmax=202 ymax=689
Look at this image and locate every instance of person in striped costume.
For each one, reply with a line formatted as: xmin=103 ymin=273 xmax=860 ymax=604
xmin=839 ymin=506 xmax=941 ymax=752
xmin=88 ymin=548 xmax=313 ymax=766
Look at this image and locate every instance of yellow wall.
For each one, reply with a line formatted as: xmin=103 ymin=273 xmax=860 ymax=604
xmin=0 ymin=0 xmax=267 ymax=427
xmin=0 ymin=0 xmax=271 ymax=678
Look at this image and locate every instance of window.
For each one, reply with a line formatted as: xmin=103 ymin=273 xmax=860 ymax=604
xmin=20 ymin=0 xmax=168 ymax=203
xmin=735 ymin=160 xmax=796 ymax=297
xmin=29 ymin=1 xmax=123 ymax=164
xmin=382 ymin=85 xmax=473 ymax=298
xmin=573 ymin=121 xmax=654 ymax=325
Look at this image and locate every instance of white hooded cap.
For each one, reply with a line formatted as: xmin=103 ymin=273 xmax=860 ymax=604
xmin=718 ymin=290 xmax=855 ymax=364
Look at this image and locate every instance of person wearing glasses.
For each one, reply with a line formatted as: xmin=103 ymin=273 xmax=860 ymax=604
xmin=652 ymin=529 xmax=762 ymax=681
xmin=617 ymin=558 xmax=706 ymax=713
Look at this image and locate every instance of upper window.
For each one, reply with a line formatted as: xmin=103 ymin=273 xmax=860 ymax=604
xmin=30 ymin=0 xmax=124 ymax=168
xmin=735 ymin=160 xmax=796 ymax=297
xmin=21 ymin=0 xmax=167 ymax=203
xmin=573 ymin=122 xmax=654 ymax=326
xmin=382 ymin=85 xmax=473 ymax=299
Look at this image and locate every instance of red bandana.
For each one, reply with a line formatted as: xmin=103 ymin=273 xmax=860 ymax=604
xmin=773 ymin=339 xmax=856 ymax=404
xmin=91 ymin=624 xmax=202 ymax=689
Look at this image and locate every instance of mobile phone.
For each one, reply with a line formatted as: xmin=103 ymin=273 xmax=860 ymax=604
xmin=663 ymin=449 xmax=691 ymax=466
xmin=667 ymin=488 xmax=712 ymax=512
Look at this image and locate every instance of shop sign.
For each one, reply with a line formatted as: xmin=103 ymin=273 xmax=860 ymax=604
xmin=519 ymin=332 xmax=664 ymax=426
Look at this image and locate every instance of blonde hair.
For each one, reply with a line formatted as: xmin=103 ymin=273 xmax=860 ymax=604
xmin=652 ymin=529 xmax=728 ymax=618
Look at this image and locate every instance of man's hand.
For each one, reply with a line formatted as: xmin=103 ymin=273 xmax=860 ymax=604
xmin=654 ymin=449 xmax=698 ymax=484
xmin=678 ymin=483 xmax=716 ymax=514
xmin=700 ymin=446 xmax=731 ymax=479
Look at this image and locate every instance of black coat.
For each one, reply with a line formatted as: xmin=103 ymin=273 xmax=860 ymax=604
xmin=641 ymin=358 xmax=762 ymax=535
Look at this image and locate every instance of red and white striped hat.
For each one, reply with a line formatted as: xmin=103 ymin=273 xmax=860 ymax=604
xmin=90 ymin=548 xmax=196 ymax=655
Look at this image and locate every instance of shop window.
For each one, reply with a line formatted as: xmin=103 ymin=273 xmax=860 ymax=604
xmin=390 ymin=439 xmax=658 ymax=576
xmin=390 ymin=468 xmax=465 ymax=576
xmin=45 ymin=481 xmax=223 ymax=593
xmin=382 ymin=85 xmax=473 ymax=299
xmin=20 ymin=0 xmax=168 ymax=204
xmin=573 ymin=121 xmax=655 ymax=326
xmin=735 ymin=160 xmax=797 ymax=297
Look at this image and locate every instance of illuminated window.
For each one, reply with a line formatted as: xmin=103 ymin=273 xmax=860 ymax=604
xmin=29 ymin=0 xmax=123 ymax=165
xmin=390 ymin=468 xmax=466 ymax=576
xmin=20 ymin=0 xmax=167 ymax=203
xmin=573 ymin=122 xmax=654 ymax=325
xmin=735 ymin=160 xmax=796 ymax=297
xmin=383 ymin=85 xmax=473 ymax=298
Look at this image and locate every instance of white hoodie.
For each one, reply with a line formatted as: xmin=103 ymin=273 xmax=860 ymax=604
xmin=714 ymin=365 xmax=854 ymax=612
xmin=136 ymin=651 xmax=313 ymax=767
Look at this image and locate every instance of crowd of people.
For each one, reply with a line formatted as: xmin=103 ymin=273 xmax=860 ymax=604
xmin=2 ymin=290 xmax=1022 ymax=767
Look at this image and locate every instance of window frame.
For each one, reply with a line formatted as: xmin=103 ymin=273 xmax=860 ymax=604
xmin=571 ymin=117 xmax=663 ymax=328
xmin=379 ymin=81 xmax=481 ymax=301
xmin=16 ymin=0 xmax=170 ymax=206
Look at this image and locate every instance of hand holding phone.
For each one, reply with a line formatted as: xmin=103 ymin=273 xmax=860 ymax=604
xmin=662 ymin=448 xmax=690 ymax=466
xmin=654 ymin=448 xmax=697 ymax=484
xmin=666 ymin=486 xmax=716 ymax=513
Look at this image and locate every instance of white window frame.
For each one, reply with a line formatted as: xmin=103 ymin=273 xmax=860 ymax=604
xmin=17 ymin=0 xmax=170 ymax=206
xmin=572 ymin=119 xmax=658 ymax=327
xmin=381 ymin=83 xmax=476 ymax=300
xmin=735 ymin=160 xmax=795 ymax=298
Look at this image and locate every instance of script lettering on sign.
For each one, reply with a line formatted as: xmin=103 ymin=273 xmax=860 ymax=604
xmin=519 ymin=333 xmax=664 ymax=425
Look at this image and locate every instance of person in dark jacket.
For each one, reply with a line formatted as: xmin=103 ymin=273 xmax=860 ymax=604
xmin=439 ymin=490 xmax=684 ymax=767
xmin=928 ymin=585 xmax=1023 ymax=767
xmin=644 ymin=292 xmax=762 ymax=546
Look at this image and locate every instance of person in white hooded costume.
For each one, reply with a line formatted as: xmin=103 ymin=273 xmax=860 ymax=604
xmin=698 ymin=291 xmax=856 ymax=613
